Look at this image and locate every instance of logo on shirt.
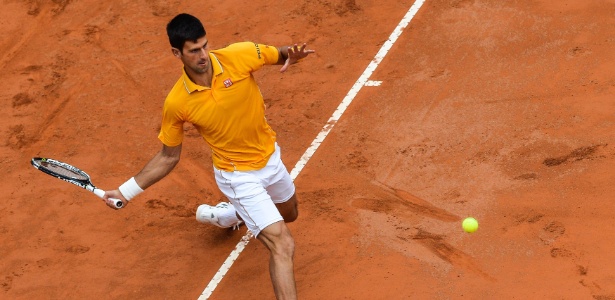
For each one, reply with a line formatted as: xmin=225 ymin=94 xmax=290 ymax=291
xmin=223 ymin=78 xmax=233 ymax=88
xmin=254 ymin=43 xmax=262 ymax=59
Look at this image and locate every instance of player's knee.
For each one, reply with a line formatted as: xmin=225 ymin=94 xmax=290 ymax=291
xmin=283 ymin=208 xmax=298 ymax=223
xmin=275 ymin=231 xmax=295 ymax=258
xmin=267 ymin=225 xmax=295 ymax=258
xmin=260 ymin=222 xmax=295 ymax=257
xmin=281 ymin=195 xmax=299 ymax=223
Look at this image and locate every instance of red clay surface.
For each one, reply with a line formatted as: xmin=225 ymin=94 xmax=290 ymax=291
xmin=2 ymin=0 xmax=615 ymax=299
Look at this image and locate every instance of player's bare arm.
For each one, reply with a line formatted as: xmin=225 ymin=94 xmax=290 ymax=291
xmin=103 ymin=143 xmax=182 ymax=208
xmin=278 ymin=43 xmax=315 ymax=73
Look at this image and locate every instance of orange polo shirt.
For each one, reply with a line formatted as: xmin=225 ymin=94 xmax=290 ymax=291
xmin=158 ymin=42 xmax=280 ymax=171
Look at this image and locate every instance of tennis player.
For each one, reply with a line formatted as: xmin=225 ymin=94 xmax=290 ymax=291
xmin=103 ymin=13 xmax=314 ymax=299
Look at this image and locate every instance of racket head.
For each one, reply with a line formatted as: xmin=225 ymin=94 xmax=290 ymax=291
xmin=30 ymin=157 xmax=124 ymax=209
xmin=31 ymin=157 xmax=91 ymax=184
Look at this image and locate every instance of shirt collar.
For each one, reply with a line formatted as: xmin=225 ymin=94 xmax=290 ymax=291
xmin=181 ymin=53 xmax=224 ymax=94
xmin=210 ymin=52 xmax=224 ymax=76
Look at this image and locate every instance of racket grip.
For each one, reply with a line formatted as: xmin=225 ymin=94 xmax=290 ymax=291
xmin=93 ymin=188 xmax=124 ymax=209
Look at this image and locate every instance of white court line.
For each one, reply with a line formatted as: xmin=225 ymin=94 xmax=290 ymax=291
xmin=198 ymin=1 xmax=425 ymax=298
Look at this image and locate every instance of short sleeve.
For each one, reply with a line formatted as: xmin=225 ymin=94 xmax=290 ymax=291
xmin=257 ymin=43 xmax=280 ymax=65
xmin=157 ymin=98 xmax=184 ymax=147
xmin=223 ymin=42 xmax=280 ymax=73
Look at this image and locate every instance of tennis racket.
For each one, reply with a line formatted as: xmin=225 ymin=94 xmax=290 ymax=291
xmin=31 ymin=157 xmax=124 ymax=209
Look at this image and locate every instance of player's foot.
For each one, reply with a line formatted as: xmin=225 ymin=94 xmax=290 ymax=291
xmin=196 ymin=202 xmax=242 ymax=229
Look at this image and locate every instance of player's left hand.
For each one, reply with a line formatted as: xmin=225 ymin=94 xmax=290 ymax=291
xmin=280 ymin=43 xmax=315 ymax=72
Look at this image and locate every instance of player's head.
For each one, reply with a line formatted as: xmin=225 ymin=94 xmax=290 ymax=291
xmin=166 ymin=13 xmax=206 ymax=53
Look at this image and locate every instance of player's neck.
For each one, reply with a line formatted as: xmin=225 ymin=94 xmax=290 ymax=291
xmin=184 ymin=65 xmax=213 ymax=88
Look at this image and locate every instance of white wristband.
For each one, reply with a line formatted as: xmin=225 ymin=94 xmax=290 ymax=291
xmin=118 ymin=177 xmax=144 ymax=201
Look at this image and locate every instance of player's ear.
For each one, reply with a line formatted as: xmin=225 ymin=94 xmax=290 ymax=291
xmin=171 ymin=48 xmax=181 ymax=58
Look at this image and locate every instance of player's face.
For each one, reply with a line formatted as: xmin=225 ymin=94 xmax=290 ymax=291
xmin=178 ymin=36 xmax=210 ymax=74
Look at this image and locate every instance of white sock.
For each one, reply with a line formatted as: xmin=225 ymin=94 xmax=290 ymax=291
xmin=218 ymin=203 xmax=241 ymax=227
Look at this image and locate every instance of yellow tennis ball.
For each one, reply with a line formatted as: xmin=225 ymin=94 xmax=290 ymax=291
xmin=462 ymin=217 xmax=478 ymax=233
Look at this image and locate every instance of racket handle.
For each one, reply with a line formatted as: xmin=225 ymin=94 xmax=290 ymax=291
xmin=93 ymin=188 xmax=124 ymax=209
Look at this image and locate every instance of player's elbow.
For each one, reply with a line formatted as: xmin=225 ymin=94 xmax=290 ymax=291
xmin=164 ymin=154 xmax=180 ymax=169
xmin=158 ymin=145 xmax=182 ymax=171
xmin=160 ymin=144 xmax=181 ymax=162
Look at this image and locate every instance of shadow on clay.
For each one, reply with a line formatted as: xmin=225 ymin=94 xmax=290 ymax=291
xmin=351 ymin=181 xmax=494 ymax=280
xmin=351 ymin=181 xmax=460 ymax=222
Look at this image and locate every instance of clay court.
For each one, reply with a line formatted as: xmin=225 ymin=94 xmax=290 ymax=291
xmin=2 ymin=0 xmax=615 ymax=299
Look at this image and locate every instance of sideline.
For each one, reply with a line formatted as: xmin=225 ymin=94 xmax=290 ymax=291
xmin=198 ymin=1 xmax=426 ymax=298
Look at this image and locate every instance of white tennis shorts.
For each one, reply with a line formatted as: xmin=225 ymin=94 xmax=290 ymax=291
xmin=213 ymin=143 xmax=295 ymax=236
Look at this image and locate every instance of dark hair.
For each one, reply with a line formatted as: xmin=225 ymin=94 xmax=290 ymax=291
xmin=166 ymin=13 xmax=206 ymax=51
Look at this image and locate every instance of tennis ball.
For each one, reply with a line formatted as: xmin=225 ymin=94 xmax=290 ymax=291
xmin=462 ymin=217 xmax=478 ymax=233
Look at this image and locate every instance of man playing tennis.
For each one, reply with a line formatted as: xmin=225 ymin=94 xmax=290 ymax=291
xmin=103 ymin=13 xmax=314 ymax=299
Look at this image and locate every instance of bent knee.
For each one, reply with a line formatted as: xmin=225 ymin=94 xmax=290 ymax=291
xmin=279 ymin=195 xmax=299 ymax=223
xmin=283 ymin=210 xmax=298 ymax=223
xmin=277 ymin=231 xmax=295 ymax=257
xmin=261 ymin=224 xmax=295 ymax=257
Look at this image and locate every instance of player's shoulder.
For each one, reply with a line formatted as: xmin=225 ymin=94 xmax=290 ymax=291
xmin=168 ymin=75 xmax=186 ymax=94
xmin=214 ymin=42 xmax=277 ymax=57
xmin=217 ymin=41 xmax=258 ymax=51
xmin=211 ymin=42 xmax=253 ymax=58
xmin=164 ymin=76 xmax=189 ymax=105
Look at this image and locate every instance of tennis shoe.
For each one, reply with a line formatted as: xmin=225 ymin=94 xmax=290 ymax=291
xmin=196 ymin=202 xmax=243 ymax=229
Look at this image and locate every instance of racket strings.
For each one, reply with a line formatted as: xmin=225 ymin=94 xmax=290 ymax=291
xmin=40 ymin=161 xmax=89 ymax=181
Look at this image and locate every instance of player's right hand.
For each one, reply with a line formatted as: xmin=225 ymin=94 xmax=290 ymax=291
xmin=103 ymin=189 xmax=128 ymax=210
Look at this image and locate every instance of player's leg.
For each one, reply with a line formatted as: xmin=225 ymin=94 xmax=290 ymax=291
xmin=265 ymin=143 xmax=299 ymax=223
xmin=257 ymin=144 xmax=298 ymax=298
xmin=217 ymin=177 xmax=297 ymax=299
xmin=256 ymin=220 xmax=297 ymax=300
xmin=202 ymin=143 xmax=298 ymax=298
xmin=274 ymin=193 xmax=298 ymax=223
